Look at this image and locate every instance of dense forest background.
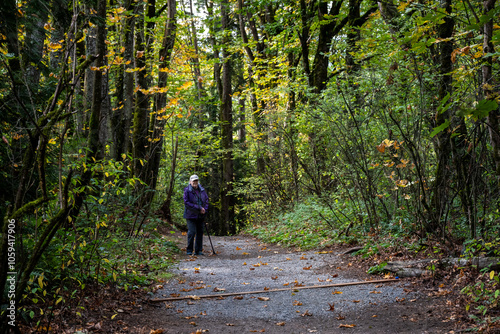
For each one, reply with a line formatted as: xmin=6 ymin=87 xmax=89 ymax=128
xmin=1 ymin=0 xmax=499 ymax=330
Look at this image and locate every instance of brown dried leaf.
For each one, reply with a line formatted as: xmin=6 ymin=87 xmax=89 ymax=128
xmin=150 ymin=330 xmax=164 ymax=334
xmin=339 ymin=324 xmax=356 ymax=328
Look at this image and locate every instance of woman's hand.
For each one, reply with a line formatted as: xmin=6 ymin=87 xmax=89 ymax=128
xmin=200 ymin=207 xmax=206 ymax=214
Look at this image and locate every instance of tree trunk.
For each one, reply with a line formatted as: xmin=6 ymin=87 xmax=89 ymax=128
xmin=148 ymin=0 xmax=177 ymax=195
xmin=159 ymin=136 xmax=179 ymax=221
xmin=482 ymin=0 xmax=500 ymax=179
xmin=132 ymin=1 xmax=151 ymax=186
xmin=111 ymin=0 xmax=136 ymax=161
xmin=221 ymin=0 xmax=236 ymax=234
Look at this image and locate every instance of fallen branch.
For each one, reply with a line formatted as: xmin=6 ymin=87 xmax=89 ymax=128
xmin=150 ymin=278 xmax=398 ymax=302
xmin=385 ymin=257 xmax=500 ymax=277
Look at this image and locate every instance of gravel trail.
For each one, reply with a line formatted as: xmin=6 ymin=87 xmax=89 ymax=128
xmin=130 ymin=235 xmax=456 ymax=333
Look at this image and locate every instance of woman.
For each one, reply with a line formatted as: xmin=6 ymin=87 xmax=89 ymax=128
xmin=183 ymin=175 xmax=209 ymax=255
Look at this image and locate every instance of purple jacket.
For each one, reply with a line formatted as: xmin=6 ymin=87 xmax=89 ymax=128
xmin=183 ymin=184 xmax=209 ymax=220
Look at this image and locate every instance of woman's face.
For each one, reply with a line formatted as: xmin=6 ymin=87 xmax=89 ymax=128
xmin=190 ymin=179 xmax=199 ymax=188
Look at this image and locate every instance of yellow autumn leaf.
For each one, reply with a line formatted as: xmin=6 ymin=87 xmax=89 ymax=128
xmin=491 ymin=271 xmax=495 ymax=280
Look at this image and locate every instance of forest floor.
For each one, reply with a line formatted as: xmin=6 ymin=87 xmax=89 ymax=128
xmin=88 ymin=231 xmax=474 ymax=334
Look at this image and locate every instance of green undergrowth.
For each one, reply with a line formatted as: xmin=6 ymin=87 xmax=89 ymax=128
xmin=245 ymin=197 xmax=364 ymax=250
xmin=20 ymin=196 xmax=181 ymax=328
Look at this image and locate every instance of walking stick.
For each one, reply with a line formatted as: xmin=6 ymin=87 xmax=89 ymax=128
xmin=204 ymin=222 xmax=216 ymax=255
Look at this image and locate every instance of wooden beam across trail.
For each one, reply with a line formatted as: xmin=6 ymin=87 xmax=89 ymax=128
xmin=150 ymin=279 xmax=399 ymax=302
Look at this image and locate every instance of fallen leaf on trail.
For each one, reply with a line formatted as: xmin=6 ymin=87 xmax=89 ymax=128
xmin=293 ymin=300 xmax=302 ymax=306
xmin=181 ymin=232 xmax=187 ymax=236
xmin=258 ymin=297 xmax=270 ymax=301
xmin=185 ymin=316 xmax=197 ymax=319
xmin=188 ymin=295 xmax=201 ymax=300
xmin=300 ymin=256 xmax=307 ymax=260
xmin=410 ymin=299 xmax=417 ymax=302
xmin=352 ymin=300 xmax=360 ymax=303
xmin=181 ymin=288 xmax=194 ymax=292
xmin=236 ymin=247 xmax=242 ymax=250
xmin=234 ymin=296 xmax=243 ymax=300
xmin=283 ymin=283 xmax=290 ymax=286
xmin=336 ymin=314 xmax=345 ymax=320
xmin=372 ymin=315 xmax=378 ymax=317
xmin=375 ymin=285 xmax=382 ymax=288
xmin=253 ymin=263 xmax=261 ymax=267
xmin=318 ymin=278 xmax=324 ymax=282
xmin=332 ymin=290 xmax=342 ymax=295
xmin=316 ymin=251 xmax=329 ymax=254
xmin=286 ymin=258 xmax=291 ymax=261
xmin=150 ymin=330 xmax=164 ymax=334
xmin=217 ymin=296 xmax=225 ymax=300
xmin=383 ymin=273 xmax=393 ymax=279
xmin=164 ymin=303 xmax=173 ymax=309
xmin=213 ymin=287 xmax=225 ymax=292
xmin=258 ymin=256 xmax=262 ymax=258
xmin=177 ymin=310 xmax=183 ymax=313
xmin=336 ymin=267 xmax=342 ymax=270
xmin=189 ymin=322 xmax=197 ymax=326
xmin=370 ymin=291 xmax=381 ymax=294
xmin=243 ymin=262 xmax=247 ymax=265
xmin=199 ymin=311 xmax=207 ymax=316
xmin=396 ymin=298 xmax=405 ymax=302
xmin=276 ymin=322 xmax=285 ymax=326
xmin=303 ymin=265 xmax=312 ymax=270
xmin=250 ymin=268 xmax=255 ymax=270
xmin=264 ymin=287 xmax=269 ymax=290
xmin=242 ymin=252 xmax=250 ymax=255
xmin=226 ymin=323 xmax=235 ymax=326
xmin=339 ymin=324 xmax=356 ymax=328
xmin=170 ymin=293 xmax=180 ymax=297
xmin=271 ymin=276 xmax=278 ymax=280
xmin=301 ymin=310 xmax=312 ymax=317
xmin=249 ymin=330 xmax=265 ymax=333
xmin=331 ymin=274 xmax=338 ymax=278
xmin=187 ymin=301 xmax=195 ymax=305
xmin=242 ymin=282 xmax=250 ymax=285
xmin=328 ymin=303 xmax=335 ymax=311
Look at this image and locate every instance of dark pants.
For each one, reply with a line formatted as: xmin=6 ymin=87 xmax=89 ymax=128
xmin=186 ymin=219 xmax=204 ymax=253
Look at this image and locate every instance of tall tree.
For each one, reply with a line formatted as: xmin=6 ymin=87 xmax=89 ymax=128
xmin=220 ymin=0 xmax=236 ymax=234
